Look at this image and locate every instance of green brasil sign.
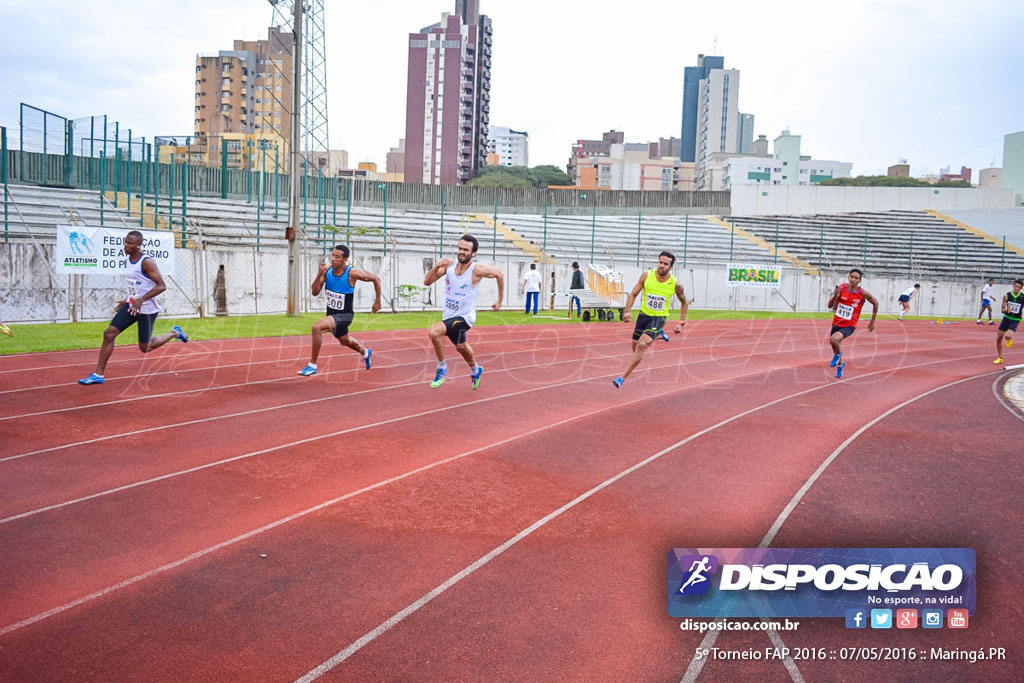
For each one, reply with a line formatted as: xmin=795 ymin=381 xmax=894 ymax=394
xmin=727 ymin=264 xmax=781 ymax=288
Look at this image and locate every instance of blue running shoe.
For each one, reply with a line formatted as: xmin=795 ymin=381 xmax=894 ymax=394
xmin=836 ymin=361 xmax=846 ymax=379
xmin=658 ymin=329 xmax=670 ymax=342
xmin=830 ymin=352 xmax=842 ymax=368
xmin=78 ymin=372 xmax=104 ymax=385
xmin=364 ymin=348 xmax=373 ymax=370
xmin=471 ymin=365 xmax=483 ymax=390
xmin=173 ymin=325 xmax=189 ymax=343
xmin=298 ymin=363 xmax=317 ymax=377
xmin=430 ymin=366 xmax=448 ymax=388
xmin=612 ymin=376 xmax=623 ymax=388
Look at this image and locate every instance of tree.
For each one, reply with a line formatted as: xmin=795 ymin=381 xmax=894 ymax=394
xmin=470 ymin=164 xmax=572 ymax=188
xmin=467 ymin=170 xmax=533 ymax=188
xmin=819 ymin=175 xmax=972 ymax=188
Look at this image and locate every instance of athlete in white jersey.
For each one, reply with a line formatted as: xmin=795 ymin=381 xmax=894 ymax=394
xmin=423 ymin=234 xmax=504 ymax=389
xmin=896 ymin=283 xmax=919 ymax=321
xmin=79 ymin=230 xmax=188 ymax=385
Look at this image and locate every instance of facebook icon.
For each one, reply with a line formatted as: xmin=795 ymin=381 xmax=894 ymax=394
xmin=845 ymin=609 xmax=867 ymax=629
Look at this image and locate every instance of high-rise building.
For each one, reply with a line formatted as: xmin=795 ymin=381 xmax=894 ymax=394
xmin=888 ymin=162 xmax=910 ymax=177
xmin=737 ymin=113 xmax=755 ymax=154
xmin=694 ymin=67 xmax=740 ymax=189
xmin=194 ymin=27 xmax=293 ymax=169
xmin=1002 ymin=131 xmax=1024 ymax=205
xmin=680 ymin=54 xmax=724 ymax=163
xmin=403 ymin=1 xmax=492 ymax=185
xmin=386 ymin=139 xmax=406 ymax=174
xmin=487 ymin=126 xmax=528 ymax=167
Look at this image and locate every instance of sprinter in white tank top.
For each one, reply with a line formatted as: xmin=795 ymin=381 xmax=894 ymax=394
xmin=78 ymin=230 xmax=189 ymax=385
xmin=423 ymin=234 xmax=505 ymax=389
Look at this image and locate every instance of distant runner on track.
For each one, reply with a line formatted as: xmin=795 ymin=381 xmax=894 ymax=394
xmin=994 ymin=279 xmax=1023 ymax=365
xmin=78 ymin=230 xmax=188 ymax=385
xmin=826 ymin=268 xmax=878 ymax=379
xmin=299 ymin=244 xmax=381 ymax=377
xmin=613 ymin=251 xmax=687 ymax=388
xmin=424 ymin=234 xmax=504 ymax=389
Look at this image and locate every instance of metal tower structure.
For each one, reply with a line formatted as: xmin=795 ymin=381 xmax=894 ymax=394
xmin=268 ymin=0 xmax=330 ymax=169
xmin=268 ymin=0 xmax=330 ymax=315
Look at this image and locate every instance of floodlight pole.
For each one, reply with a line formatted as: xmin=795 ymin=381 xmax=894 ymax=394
xmin=286 ymin=0 xmax=303 ymax=316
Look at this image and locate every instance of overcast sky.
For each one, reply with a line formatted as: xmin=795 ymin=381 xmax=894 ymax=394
xmin=1 ymin=0 xmax=1022 ymax=177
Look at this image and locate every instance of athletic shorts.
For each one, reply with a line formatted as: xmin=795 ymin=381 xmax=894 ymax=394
xmin=829 ymin=324 xmax=856 ymax=339
xmin=328 ymin=311 xmax=355 ymax=339
xmin=982 ymin=298 xmax=992 ymax=307
xmin=632 ymin=313 xmax=667 ymax=341
xmin=443 ymin=316 xmax=471 ymax=345
xmin=110 ymin=302 xmax=158 ymax=344
xmin=898 ymin=295 xmax=910 ymax=303
xmin=999 ymin=318 xmax=1020 ymax=333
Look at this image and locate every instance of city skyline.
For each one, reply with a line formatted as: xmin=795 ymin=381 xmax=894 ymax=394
xmin=1 ymin=0 xmax=1022 ymax=180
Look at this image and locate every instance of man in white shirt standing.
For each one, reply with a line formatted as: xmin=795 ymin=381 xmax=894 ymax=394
xmin=896 ymin=283 xmax=919 ymax=321
xmin=523 ymin=263 xmax=542 ymax=315
xmin=978 ymin=278 xmax=995 ymax=325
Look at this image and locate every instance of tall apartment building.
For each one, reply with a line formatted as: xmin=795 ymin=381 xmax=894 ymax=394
xmin=404 ymin=0 xmax=492 ymax=185
xmin=694 ymin=67 xmax=740 ymax=189
xmin=194 ymin=27 xmax=293 ymax=170
xmin=681 ymin=54 xmax=724 ymax=163
xmin=737 ymin=113 xmax=755 ymax=154
xmin=487 ymin=126 xmax=528 ymax=167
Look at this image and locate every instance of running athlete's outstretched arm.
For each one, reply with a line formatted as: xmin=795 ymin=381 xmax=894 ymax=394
xmin=864 ymin=289 xmax=879 ymax=331
xmin=621 ymin=272 xmax=648 ymax=323
xmin=311 ymin=262 xmax=328 ymax=296
xmin=131 ymin=259 xmax=167 ymax=313
xmin=424 ymin=258 xmax=453 ymax=286
xmin=473 ymin=264 xmax=505 ymax=310
xmin=827 ymin=284 xmax=841 ymax=310
xmin=350 ymin=268 xmax=383 ymax=313
xmin=1002 ymin=294 xmax=1009 ymax=314
xmin=674 ymin=282 xmax=688 ymax=333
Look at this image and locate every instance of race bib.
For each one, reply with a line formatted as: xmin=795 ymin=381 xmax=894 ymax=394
xmin=835 ymin=303 xmax=854 ymax=320
xmin=645 ymin=293 xmax=667 ymax=312
xmin=326 ymin=290 xmax=346 ymax=309
xmin=444 ymin=297 xmax=460 ymax=314
xmin=1008 ymin=301 xmax=1022 ymax=315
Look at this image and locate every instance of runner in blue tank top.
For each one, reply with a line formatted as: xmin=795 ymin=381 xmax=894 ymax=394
xmin=423 ymin=234 xmax=505 ymax=389
xmin=299 ymin=244 xmax=382 ymax=376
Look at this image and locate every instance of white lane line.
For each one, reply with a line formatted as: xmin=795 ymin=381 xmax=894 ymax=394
xmin=0 ymin=331 xmax=634 ymax=422
xmin=294 ymin=355 xmax=989 ymax=681
xmin=1 ymin=325 xmax=871 ymax=459
xmin=685 ymin=370 xmax=1000 ymax=683
xmin=0 ymin=360 xmax=796 ymax=638
xmin=0 ymin=336 xmax=857 ymax=518
xmin=0 ymin=323 xmax=620 ymax=373
xmin=993 ymin=373 xmax=1024 ymax=421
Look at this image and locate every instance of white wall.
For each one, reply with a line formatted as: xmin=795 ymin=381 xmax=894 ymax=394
xmin=731 ymin=185 xmax=1018 ymax=216
xmin=0 ymin=243 xmax=998 ymax=323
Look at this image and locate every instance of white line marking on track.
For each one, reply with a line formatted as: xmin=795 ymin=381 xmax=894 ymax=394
xmin=1 ymin=353 xmax=981 ymax=640
xmin=2 ymin=326 xmax=894 ymax=461
xmin=993 ymin=374 xmax=1024 ymax=421
xmin=294 ymin=356 xmax=990 ymax=681
xmin=684 ymin=370 xmax=1000 ymax=683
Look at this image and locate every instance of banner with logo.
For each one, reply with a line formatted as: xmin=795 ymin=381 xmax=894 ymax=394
xmin=55 ymin=226 xmax=175 ymax=275
xmin=668 ymin=548 xmax=976 ymax=618
xmin=727 ymin=264 xmax=781 ymax=288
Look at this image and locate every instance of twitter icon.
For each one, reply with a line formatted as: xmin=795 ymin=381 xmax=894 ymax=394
xmin=870 ymin=609 xmax=892 ymax=629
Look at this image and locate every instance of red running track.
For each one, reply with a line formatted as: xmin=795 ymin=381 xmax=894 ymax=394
xmin=0 ymin=318 xmax=1020 ymax=681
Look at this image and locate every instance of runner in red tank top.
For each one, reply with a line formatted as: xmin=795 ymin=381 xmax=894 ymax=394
xmin=826 ymin=268 xmax=878 ymax=378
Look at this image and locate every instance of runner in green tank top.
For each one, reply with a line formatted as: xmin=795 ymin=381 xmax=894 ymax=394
xmin=613 ymin=251 xmax=688 ymax=388
xmin=994 ymin=279 xmax=1023 ymax=364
